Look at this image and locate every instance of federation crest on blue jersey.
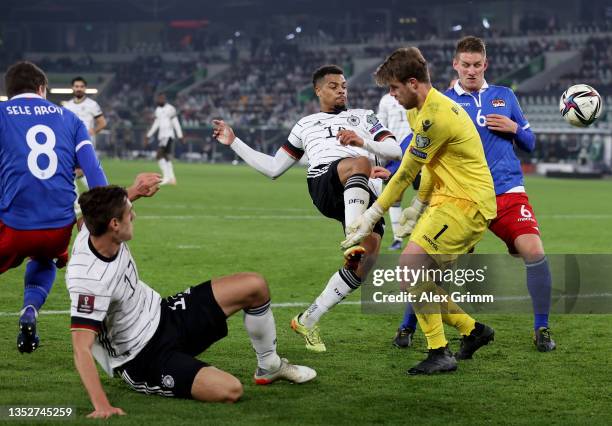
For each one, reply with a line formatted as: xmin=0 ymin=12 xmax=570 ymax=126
xmin=492 ymin=99 xmax=506 ymax=108
xmin=347 ymin=115 xmax=360 ymax=126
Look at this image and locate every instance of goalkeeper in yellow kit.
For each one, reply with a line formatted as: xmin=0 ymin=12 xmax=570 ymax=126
xmin=342 ymin=47 xmax=497 ymax=375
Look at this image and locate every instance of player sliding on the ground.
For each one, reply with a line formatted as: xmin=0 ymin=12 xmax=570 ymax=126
xmin=212 ymin=65 xmax=401 ymax=352
xmin=67 ymin=186 xmax=316 ymax=419
xmin=343 ymin=47 xmax=497 ymax=375
xmin=395 ymin=36 xmax=556 ymax=353
xmin=0 ymin=61 xmax=160 ymax=354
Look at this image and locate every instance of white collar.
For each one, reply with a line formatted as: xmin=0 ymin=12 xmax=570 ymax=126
xmin=10 ymin=93 xmax=43 ymax=100
xmin=454 ymin=80 xmax=489 ymax=96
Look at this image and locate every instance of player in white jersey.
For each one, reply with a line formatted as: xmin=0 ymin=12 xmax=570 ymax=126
xmin=68 ymin=186 xmax=316 ymax=419
xmin=377 ymin=93 xmax=413 ymax=250
xmin=212 ymin=65 xmax=402 ymax=353
xmin=378 ymin=94 xmax=412 ymax=145
xmin=64 ymin=77 xmax=107 ymax=142
xmin=63 ymin=76 xmax=107 ymax=223
xmin=145 ymin=93 xmax=184 ymax=185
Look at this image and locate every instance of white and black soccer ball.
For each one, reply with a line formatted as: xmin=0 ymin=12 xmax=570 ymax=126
xmin=559 ymin=84 xmax=603 ymax=127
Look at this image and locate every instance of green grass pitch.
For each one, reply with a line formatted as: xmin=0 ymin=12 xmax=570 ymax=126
xmin=1 ymin=160 xmax=611 ymax=425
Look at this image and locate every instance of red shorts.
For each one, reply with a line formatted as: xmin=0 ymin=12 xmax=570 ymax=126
xmin=488 ymin=193 xmax=540 ymax=254
xmin=0 ymin=220 xmax=73 ymax=273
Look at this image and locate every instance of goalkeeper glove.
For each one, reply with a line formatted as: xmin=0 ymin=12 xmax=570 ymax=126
xmin=396 ymin=197 xmax=428 ymax=238
xmin=341 ymin=203 xmax=385 ymax=250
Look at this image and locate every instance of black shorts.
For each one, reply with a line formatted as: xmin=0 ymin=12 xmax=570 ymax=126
xmin=158 ymin=138 xmax=174 ymax=157
xmin=116 ymin=281 xmax=228 ymax=399
xmin=307 ymin=159 xmax=385 ymax=237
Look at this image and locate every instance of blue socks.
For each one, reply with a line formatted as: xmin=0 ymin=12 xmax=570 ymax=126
xmin=23 ymin=259 xmax=56 ymax=312
xmin=400 ymin=303 xmax=418 ymax=330
xmin=526 ymin=256 xmax=552 ymax=330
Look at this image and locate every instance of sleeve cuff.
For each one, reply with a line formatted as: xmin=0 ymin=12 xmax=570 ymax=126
xmin=281 ymin=141 xmax=305 ymax=160
xmin=71 ymin=316 xmax=102 ymax=333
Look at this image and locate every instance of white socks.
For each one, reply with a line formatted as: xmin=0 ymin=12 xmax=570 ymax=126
xmin=389 ymin=202 xmax=402 ymax=240
xmin=301 ymin=268 xmax=362 ymax=328
xmin=244 ymin=301 xmax=281 ymax=371
xmin=166 ymin=160 xmax=176 ymax=181
xmin=157 ymin=158 xmax=168 ymax=180
xmin=343 ymin=174 xmax=370 ymax=235
xmin=158 ymin=158 xmax=176 ymax=183
xmin=158 ymin=159 xmax=168 ymax=181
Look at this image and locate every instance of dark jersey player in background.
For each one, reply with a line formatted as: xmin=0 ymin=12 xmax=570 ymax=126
xmin=0 ymin=61 xmax=159 ymax=354
xmin=395 ymin=36 xmax=555 ymax=352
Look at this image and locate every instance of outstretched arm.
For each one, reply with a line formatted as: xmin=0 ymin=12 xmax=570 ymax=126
xmin=72 ymin=330 xmax=126 ymax=419
xmin=417 ymin=167 xmax=433 ymax=202
xmin=126 ymin=173 xmax=162 ymax=201
xmin=212 ymin=120 xmax=297 ymax=179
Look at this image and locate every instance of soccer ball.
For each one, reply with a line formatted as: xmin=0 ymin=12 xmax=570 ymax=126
xmin=559 ymin=84 xmax=603 ymax=127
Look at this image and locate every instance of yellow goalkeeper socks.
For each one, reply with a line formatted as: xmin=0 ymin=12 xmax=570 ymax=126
xmin=416 ymin=312 xmax=448 ymax=350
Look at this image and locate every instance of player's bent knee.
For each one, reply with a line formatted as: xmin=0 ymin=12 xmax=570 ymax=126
xmin=231 ymin=272 xmax=270 ymax=305
xmin=244 ymin=272 xmax=270 ymax=304
xmin=226 ymin=379 xmax=244 ymax=403
xmin=514 ymin=234 xmax=545 ymax=262
xmin=351 ymin=156 xmax=371 ymax=175
xmin=191 ymin=367 xmax=243 ymax=403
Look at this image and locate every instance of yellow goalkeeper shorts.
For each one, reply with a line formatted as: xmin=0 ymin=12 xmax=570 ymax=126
xmin=409 ymin=196 xmax=489 ymax=261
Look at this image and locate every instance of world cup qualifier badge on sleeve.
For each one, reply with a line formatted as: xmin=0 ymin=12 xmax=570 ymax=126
xmin=77 ymin=294 xmax=95 ymax=314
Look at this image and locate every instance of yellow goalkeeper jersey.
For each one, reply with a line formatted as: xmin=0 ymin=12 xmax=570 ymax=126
xmin=378 ymin=87 xmax=496 ymax=220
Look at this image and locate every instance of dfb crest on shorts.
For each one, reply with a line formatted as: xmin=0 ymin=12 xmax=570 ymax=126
xmin=347 ymin=115 xmax=360 ymax=126
xmin=162 ymin=375 xmax=175 ymax=388
xmin=415 ymin=134 xmax=431 ymax=149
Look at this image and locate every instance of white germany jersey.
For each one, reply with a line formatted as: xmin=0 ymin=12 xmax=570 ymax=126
xmin=66 ymin=228 xmax=161 ymax=376
xmin=284 ymin=109 xmax=393 ymax=178
xmin=146 ymin=103 xmax=184 ymax=140
xmin=377 ymin=94 xmax=412 ymax=143
xmin=63 ymin=97 xmax=103 ymax=131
